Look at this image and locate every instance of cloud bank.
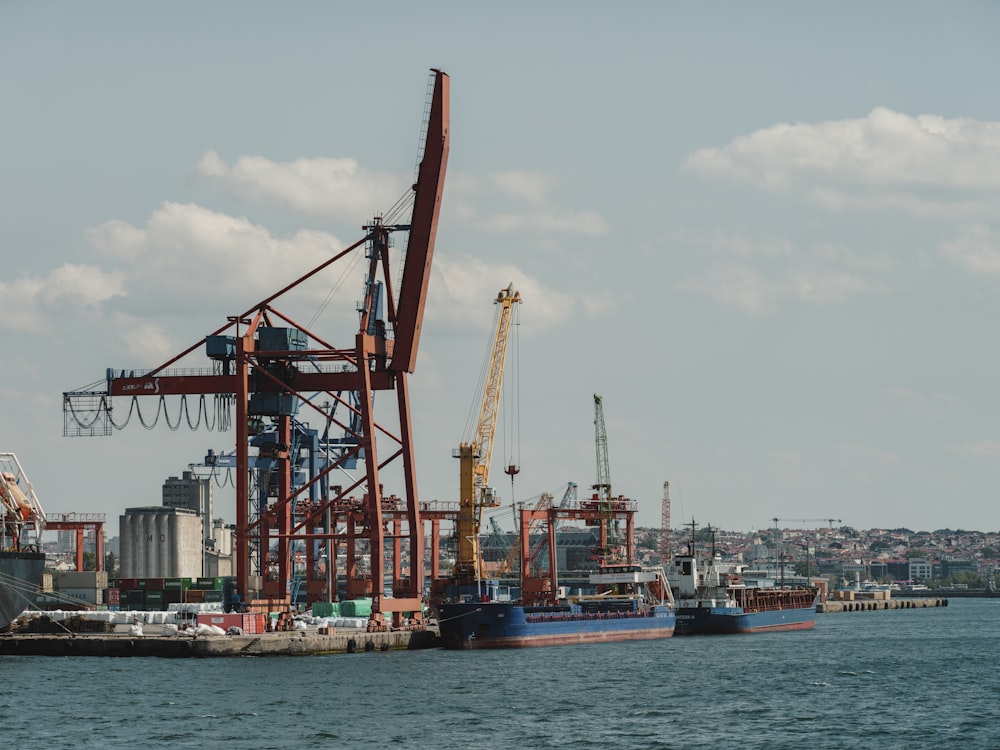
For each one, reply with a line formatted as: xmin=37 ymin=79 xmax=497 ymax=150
xmin=197 ymin=150 xmax=408 ymax=220
xmin=685 ymin=108 xmax=1000 ymax=216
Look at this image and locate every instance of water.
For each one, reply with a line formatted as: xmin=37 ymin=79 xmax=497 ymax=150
xmin=2 ymin=599 xmax=998 ymax=749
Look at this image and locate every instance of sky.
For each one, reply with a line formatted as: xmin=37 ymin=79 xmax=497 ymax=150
xmin=3 ymin=2 xmax=1000 ymax=535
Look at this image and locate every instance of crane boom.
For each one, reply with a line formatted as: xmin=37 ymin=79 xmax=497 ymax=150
xmin=593 ymin=394 xmax=610 ymax=502
xmin=772 ymin=517 xmax=842 ymax=529
xmin=390 ymin=70 xmax=450 ymax=373
xmin=454 ymin=284 xmax=521 ymax=580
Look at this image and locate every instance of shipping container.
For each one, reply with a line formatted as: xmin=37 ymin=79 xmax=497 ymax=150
xmin=60 ymin=587 xmax=103 ymax=606
xmin=312 ymin=602 xmax=340 ymax=618
xmin=124 ymin=589 xmax=145 ymax=609
xmin=144 ymin=590 xmax=165 ymax=609
xmin=339 ymin=598 xmax=373 ymax=617
xmin=57 ymin=570 xmax=109 ymax=590
xmin=196 ymin=613 xmax=267 ymax=634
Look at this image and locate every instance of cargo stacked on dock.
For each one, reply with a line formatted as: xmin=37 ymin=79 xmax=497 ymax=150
xmin=110 ymin=576 xmax=229 ymax=611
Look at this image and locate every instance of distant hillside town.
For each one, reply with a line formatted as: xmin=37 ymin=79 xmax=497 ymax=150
xmin=633 ymin=524 xmax=1000 ymax=591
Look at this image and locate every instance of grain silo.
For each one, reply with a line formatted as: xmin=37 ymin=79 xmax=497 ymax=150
xmin=119 ymin=506 xmax=203 ymax=579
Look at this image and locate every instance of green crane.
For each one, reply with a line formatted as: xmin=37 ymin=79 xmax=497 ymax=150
xmin=593 ymin=394 xmax=611 ymax=503
xmin=592 ymin=394 xmax=619 ymax=562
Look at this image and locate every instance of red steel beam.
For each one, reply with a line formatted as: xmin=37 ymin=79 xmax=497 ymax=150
xmin=390 ymin=70 xmax=450 ymax=374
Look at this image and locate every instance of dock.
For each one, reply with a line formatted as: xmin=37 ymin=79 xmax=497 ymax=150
xmin=0 ymin=628 xmax=439 ymax=657
xmin=817 ymin=597 xmax=947 ymax=614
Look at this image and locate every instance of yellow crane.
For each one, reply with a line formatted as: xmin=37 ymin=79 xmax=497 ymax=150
xmin=453 ymin=284 xmax=521 ymax=581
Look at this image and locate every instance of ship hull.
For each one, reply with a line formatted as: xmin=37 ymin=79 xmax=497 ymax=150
xmin=436 ymin=602 xmax=676 ymax=649
xmin=674 ymin=604 xmax=815 ymax=635
xmin=0 ymin=550 xmax=45 ymax=630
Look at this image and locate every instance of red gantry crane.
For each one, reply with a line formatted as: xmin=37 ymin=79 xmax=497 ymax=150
xmin=62 ymin=70 xmax=450 ymax=628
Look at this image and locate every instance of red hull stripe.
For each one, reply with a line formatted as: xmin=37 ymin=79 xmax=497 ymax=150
xmin=464 ymin=627 xmax=676 ymax=649
xmin=735 ymin=621 xmax=815 ymax=634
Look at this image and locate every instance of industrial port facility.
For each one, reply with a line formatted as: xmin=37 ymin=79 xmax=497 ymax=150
xmin=56 ymin=69 xmax=452 ymax=630
xmin=2 ymin=71 xmax=954 ymax=657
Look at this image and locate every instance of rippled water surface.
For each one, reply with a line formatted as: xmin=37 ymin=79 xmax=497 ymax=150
xmin=2 ymin=599 xmax=998 ymax=749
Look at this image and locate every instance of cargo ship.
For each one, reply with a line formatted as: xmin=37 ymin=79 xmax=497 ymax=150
xmin=435 ymin=496 xmax=676 ymax=648
xmin=1 ymin=453 xmax=47 ymax=630
xmin=669 ymin=527 xmax=817 ymax=635
xmin=436 ymin=564 xmax=675 ymax=648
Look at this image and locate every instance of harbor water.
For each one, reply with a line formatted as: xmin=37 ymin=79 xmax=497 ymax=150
xmin=2 ymin=598 xmax=997 ymax=749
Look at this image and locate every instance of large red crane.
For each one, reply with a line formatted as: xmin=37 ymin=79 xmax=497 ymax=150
xmin=63 ymin=70 xmax=450 ymax=627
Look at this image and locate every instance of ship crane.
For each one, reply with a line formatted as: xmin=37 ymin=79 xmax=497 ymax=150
xmin=61 ymin=70 xmax=450 ymax=627
xmin=452 ymin=284 xmax=521 ymax=584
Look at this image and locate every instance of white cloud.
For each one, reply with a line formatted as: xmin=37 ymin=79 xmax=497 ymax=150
xmin=685 ymin=108 xmax=1000 ymax=216
xmin=196 ymin=150 xmax=408 ymax=220
xmin=491 ymin=171 xmax=555 ymax=203
xmin=121 ymin=322 xmax=177 ymax=363
xmin=86 ymin=201 xmax=358 ymax=320
xmin=677 ymin=230 xmax=886 ymax=314
xmin=439 ymin=169 xmax=609 ymax=237
xmin=0 ymin=265 xmax=125 ymax=333
xmin=941 ymin=224 xmax=1000 ymax=276
xmin=428 ymin=256 xmax=574 ymax=331
xmin=478 ymin=210 xmax=609 ymax=236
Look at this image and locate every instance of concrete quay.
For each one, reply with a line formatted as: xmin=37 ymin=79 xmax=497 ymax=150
xmin=817 ymin=597 xmax=948 ymax=614
xmin=0 ymin=628 xmax=439 ymax=657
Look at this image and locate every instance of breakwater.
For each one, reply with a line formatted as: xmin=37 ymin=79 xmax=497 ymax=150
xmin=817 ymin=597 xmax=947 ymax=613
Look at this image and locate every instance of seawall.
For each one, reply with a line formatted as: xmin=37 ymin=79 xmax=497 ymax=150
xmin=817 ymin=597 xmax=948 ymax=614
xmin=0 ymin=628 xmax=439 ymax=657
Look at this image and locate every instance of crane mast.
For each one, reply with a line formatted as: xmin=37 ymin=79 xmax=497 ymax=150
xmin=454 ymin=284 xmax=521 ymax=581
xmin=593 ymin=394 xmax=611 ymax=502
xmin=659 ymin=480 xmax=671 ymax=563
xmin=591 ymin=393 xmax=620 ymax=561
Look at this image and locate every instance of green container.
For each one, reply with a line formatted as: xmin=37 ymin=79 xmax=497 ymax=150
xmin=340 ymin=598 xmax=372 ymax=617
xmin=204 ymin=589 xmax=223 ymax=602
xmin=144 ymin=590 xmax=164 ymax=609
xmin=312 ymin=602 xmax=340 ymax=618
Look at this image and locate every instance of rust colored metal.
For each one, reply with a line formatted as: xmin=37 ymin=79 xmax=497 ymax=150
xmin=62 ymin=71 xmax=451 ymax=626
xmin=518 ymin=497 xmax=637 ymax=607
xmin=390 ymin=70 xmax=450 ymax=374
xmin=44 ymin=513 xmax=106 ymax=572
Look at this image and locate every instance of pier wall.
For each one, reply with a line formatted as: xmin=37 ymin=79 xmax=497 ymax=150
xmin=817 ymin=597 xmax=947 ymax=614
xmin=0 ymin=628 xmax=438 ymax=657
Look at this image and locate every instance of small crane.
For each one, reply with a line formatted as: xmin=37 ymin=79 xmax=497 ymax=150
xmin=592 ymin=394 xmax=620 ymax=563
xmin=772 ymin=517 xmax=842 ymax=529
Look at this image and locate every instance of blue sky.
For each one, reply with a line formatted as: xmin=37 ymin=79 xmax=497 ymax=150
xmin=3 ymin=2 xmax=1000 ymax=534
